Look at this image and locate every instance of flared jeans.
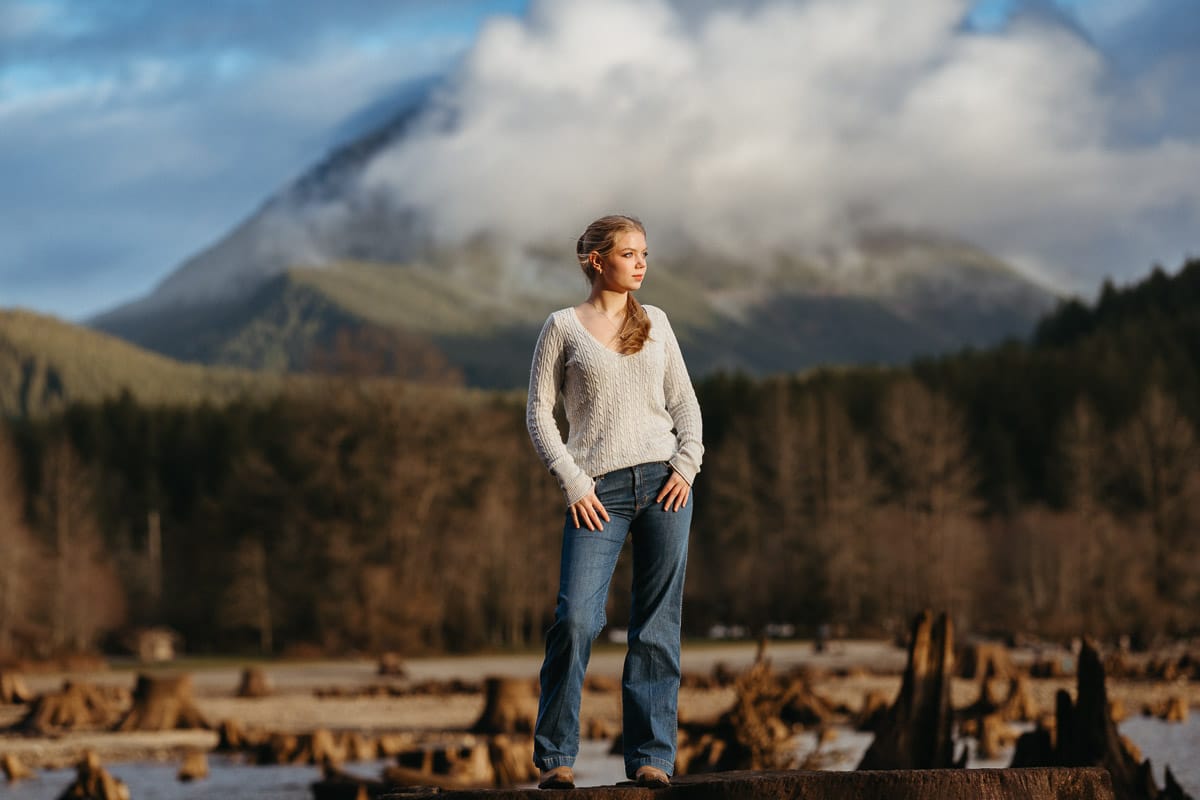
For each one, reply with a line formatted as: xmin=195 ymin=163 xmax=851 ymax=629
xmin=533 ymin=461 xmax=692 ymax=779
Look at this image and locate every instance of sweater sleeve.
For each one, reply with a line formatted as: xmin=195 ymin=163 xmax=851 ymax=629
xmin=526 ymin=314 xmax=595 ymax=505
xmin=656 ymin=310 xmax=704 ymax=485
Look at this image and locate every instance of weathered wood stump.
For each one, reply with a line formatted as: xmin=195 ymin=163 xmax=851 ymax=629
xmin=56 ymin=751 xmax=130 ymax=800
xmin=2 ymin=753 xmax=34 ymax=782
xmin=958 ymin=642 xmax=1018 ymax=681
xmin=378 ymin=652 xmax=407 ymax=677
xmin=470 ymin=677 xmax=535 ymax=735
xmin=676 ymin=654 xmax=831 ymax=775
xmin=116 ymin=673 xmax=209 ymax=731
xmin=16 ymin=681 xmax=120 ymax=734
xmin=0 ymin=670 xmax=33 ymax=704
xmin=857 ymin=610 xmax=963 ymax=770
xmin=1010 ymin=640 xmax=1194 ymax=800
xmin=236 ymin=666 xmax=272 ymax=698
xmin=488 ymin=734 xmax=538 ymax=786
xmin=386 ymin=741 xmax=495 ymax=790
xmin=178 ymin=750 xmax=208 ymax=782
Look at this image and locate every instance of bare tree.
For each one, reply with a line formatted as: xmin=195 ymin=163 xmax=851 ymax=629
xmin=1113 ymin=386 xmax=1200 ymax=631
xmin=35 ymin=439 xmax=126 ymax=653
xmin=0 ymin=430 xmax=45 ymax=655
xmin=878 ymin=379 xmax=984 ymax=629
xmin=220 ymin=537 xmax=274 ymax=653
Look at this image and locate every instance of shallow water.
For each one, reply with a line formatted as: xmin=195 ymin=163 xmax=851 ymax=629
xmin=4 ymin=720 xmax=1197 ymax=798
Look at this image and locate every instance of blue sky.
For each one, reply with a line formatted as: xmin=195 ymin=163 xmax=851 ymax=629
xmin=2 ymin=0 xmax=1198 ymax=320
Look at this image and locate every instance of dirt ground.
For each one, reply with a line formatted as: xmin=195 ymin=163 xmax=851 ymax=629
xmin=1 ymin=639 xmax=1195 ymax=770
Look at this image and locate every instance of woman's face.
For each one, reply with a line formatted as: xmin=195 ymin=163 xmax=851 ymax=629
xmin=595 ymin=229 xmax=647 ymax=293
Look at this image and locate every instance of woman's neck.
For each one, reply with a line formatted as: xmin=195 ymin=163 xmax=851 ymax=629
xmin=586 ymin=288 xmax=627 ymax=317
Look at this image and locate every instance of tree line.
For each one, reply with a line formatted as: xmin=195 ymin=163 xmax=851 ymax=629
xmin=1 ymin=259 xmax=1198 ymax=658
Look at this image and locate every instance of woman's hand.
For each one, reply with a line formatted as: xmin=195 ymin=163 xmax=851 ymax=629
xmin=656 ymin=469 xmax=691 ymax=512
xmin=569 ymin=491 xmax=610 ymax=531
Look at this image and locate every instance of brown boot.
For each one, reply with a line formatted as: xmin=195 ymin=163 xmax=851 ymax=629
xmin=538 ymin=766 xmax=575 ymax=790
xmin=635 ymin=765 xmax=670 ymax=787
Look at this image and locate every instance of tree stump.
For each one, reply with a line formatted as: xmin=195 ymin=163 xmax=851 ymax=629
xmin=470 ymin=677 xmax=535 ymax=734
xmin=857 ymin=610 xmax=962 ymax=770
xmin=488 ymin=734 xmax=538 ymax=786
xmin=17 ymin=681 xmax=120 ymax=734
xmin=236 ymin=666 xmax=272 ymax=698
xmin=0 ymin=671 xmax=33 ymax=704
xmin=56 ymin=751 xmax=130 ymax=800
xmin=2 ymin=753 xmax=34 ymax=783
xmin=178 ymin=751 xmax=208 ymax=782
xmin=377 ymin=652 xmax=407 ymax=677
xmin=957 ymin=642 xmax=1018 ymax=681
xmin=116 ymin=673 xmax=209 ymax=731
xmin=1010 ymin=639 xmax=1194 ymax=800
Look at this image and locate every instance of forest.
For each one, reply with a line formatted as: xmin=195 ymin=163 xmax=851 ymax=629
xmin=1 ymin=258 xmax=1198 ymax=659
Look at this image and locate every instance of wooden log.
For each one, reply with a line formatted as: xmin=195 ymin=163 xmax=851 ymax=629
xmin=378 ymin=767 xmax=1118 ymax=799
xmin=2 ymin=753 xmax=34 ymax=782
xmin=470 ymin=677 xmax=535 ymax=735
xmin=177 ymin=750 xmax=209 ymax=782
xmin=857 ymin=610 xmax=962 ymax=770
xmin=236 ymin=666 xmax=272 ymax=698
xmin=116 ymin=673 xmax=209 ymax=731
xmin=56 ymin=751 xmax=130 ymax=800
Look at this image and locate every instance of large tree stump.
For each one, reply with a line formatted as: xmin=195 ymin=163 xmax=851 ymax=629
xmin=16 ymin=681 xmax=120 ymax=734
xmin=0 ymin=671 xmax=33 ymax=704
xmin=56 ymin=751 xmax=130 ymax=800
xmin=115 ymin=673 xmax=209 ymax=731
xmin=470 ymin=677 xmax=535 ymax=734
xmin=1010 ymin=640 xmax=1194 ymax=800
xmin=857 ymin=610 xmax=963 ymax=770
xmin=236 ymin=666 xmax=272 ymax=698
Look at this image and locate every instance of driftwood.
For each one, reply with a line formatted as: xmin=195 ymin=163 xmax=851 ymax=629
xmin=177 ymin=750 xmax=208 ymax=782
xmin=0 ymin=670 xmax=33 ymax=704
xmin=16 ymin=681 xmax=122 ymax=734
xmin=2 ymin=753 xmax=34 ymax=782
xmin=857 ymin=610 xmax=964 ymax=770
xmin=236 ymin=666 xmax=271 ymax=698
xmin=116 ymin=673 xmax=209 ymax=731
xmin=1010 ymin=640 xmax=1193 ymax=800
xmin=312 ymin=761 xmax=391 ymax=800
xmin=56 ymin=751 xmax=130 ymax=800
xmin=469 ymin=677 xmax=535 ymax=735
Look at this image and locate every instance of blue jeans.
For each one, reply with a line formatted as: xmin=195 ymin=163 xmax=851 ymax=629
xmin=533 ymin=461 xmax=692 ymax=779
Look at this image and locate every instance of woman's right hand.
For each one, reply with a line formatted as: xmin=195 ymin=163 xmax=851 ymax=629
xmin=569 ymin=491 xmax=610 ymax=531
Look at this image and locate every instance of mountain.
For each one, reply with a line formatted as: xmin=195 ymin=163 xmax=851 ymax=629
xmin=92 ymin=94 xmax=1058 ymax=388
xmin=0 ymin=310 xmax=284 ymax=416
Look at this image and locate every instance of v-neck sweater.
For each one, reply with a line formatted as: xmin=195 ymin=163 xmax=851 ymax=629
xmin=526 ymin=304 xmax=704 ymax=505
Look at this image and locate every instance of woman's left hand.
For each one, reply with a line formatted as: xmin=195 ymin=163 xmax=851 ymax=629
xmin=656 ymin=469 xmax=691 ymax=512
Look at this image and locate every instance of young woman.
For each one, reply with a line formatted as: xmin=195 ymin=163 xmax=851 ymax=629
xmin=526 ymin=214 xmax=703 ymax=789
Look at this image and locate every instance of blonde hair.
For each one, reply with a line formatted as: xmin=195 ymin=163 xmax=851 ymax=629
xmin=576 ymin=215 xmax=652 ymax=355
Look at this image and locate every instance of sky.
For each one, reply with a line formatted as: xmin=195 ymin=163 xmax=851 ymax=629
xmin=2 ymin=0 xmax=1198 ymax=321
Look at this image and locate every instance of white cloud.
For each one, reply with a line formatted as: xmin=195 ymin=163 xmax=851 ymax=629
xmin=359 ymin=0 xmax=1200 ymax=290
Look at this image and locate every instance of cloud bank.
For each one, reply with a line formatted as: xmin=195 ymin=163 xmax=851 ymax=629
xmin=360 ymin=0 xmax=1200 ymax=291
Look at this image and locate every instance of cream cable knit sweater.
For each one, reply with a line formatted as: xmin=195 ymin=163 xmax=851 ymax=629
xmin=526 ymin=304 xmax=704 ymax=505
